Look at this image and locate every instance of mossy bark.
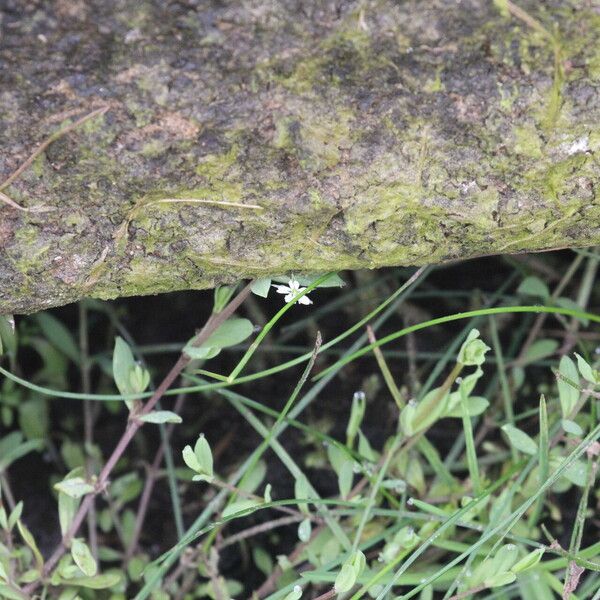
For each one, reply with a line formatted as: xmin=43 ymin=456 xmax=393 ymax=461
xmin=1 ymin=0 xmax=599 ymax=313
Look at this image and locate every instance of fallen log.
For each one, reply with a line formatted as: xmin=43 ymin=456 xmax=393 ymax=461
xmin=0 ymin=0 xmax=598 ymax=313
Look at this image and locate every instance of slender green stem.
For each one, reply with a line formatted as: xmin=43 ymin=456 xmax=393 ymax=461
xmin=529 ymin=394 xmax=549 ymax=528
xmin=459 ymin=382 xmax=480 ymax=494
xmin=489 ymin=316 xmax=516 ymax=440
xmin=351 ymin=433 xmax=403 ymax=553
xmin=315 ymin=305 xmax=600 ymax=381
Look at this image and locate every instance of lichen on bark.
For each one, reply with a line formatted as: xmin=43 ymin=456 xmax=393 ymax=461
xmin=0 ymin=0 xmax=598 ymax=313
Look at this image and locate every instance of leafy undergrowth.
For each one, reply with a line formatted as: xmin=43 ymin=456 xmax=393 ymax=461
xmin=0 ymin=252 xmax=599 ymax=600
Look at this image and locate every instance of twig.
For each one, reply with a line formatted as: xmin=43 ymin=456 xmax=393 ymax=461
xmin=311 ymin=589 xmax=337 ymax=600
xmin=0 ymin=105 xmax=109 ymax=192
xmin=0 ymin=190 xmax=55 ymax=213
xmin=23 ymin=280 xmax=255 ymax=594
xmin=504 ymin=1 xmax=554 ymax=39
xmin=124 ymin=388 xmax=189 ymax=561
xmin=447 ymin=584 xmax=486 ymax=600
xmin=220 ymin=515 xmax=305 ymax=549
xmin=151 ymin=198 xmax=263 ymax=210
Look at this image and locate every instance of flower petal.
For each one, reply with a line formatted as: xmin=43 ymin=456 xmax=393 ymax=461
xmin=273 ymin=284 xmax=291 ymax=295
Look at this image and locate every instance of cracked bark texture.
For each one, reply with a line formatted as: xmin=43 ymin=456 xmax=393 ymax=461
xmin=0 ymin=0 xmax=599 ymax=314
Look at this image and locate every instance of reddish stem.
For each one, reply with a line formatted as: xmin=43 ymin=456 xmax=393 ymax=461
xmin=25 ymin=282 xmax=254 ymax=593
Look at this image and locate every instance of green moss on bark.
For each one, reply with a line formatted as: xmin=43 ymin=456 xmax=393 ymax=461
xmin=0 ymin=0 xmax=598 ymax=313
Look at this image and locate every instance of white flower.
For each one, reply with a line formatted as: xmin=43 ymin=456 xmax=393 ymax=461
xmin=272 ymin=278 xmax=313 ymax=305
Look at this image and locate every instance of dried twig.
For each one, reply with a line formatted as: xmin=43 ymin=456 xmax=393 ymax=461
xmin=23 ymin=280 xmax=255 ymax=595
xmin=0 ymin=105 xmax=109 ymax=192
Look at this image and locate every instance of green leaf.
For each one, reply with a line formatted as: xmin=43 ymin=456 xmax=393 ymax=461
xmin=62 ymin=572 xmax=121 ymax=589
xmin=561 ymin=419 xmax=583 ymax=436
xmin=194 ymin=434 xmax=213 ymax=479
xmin=0 ymin=584 xmax=28 ymax=600
xmin=129 ymin=364 xmax=150 ymax=395
xmin=17 ymin=520 xmax=44 ymax=572
xmin=127 ymin=554 xmax=149 ymax=582
xmin=574 ymin=353 xmax=598 ymax=385
xmin=182 ymin=445 xmax=201 ymax=472
xmin=358 ymin=430 xmax=379 ymax=462
xmin=445 ymin=396 xmax=489 ymax=418
xmin=251 ymin=278 xmax=272 ymax=298
xmin=238 ymin=460 xmax=266 ymax=495
xmin=485 ymin=571 xmax=516 ymax=588
xmin=335 ymin=564 xmax=357 ymax=594
xmin=401 ymin=387 xmax=449 ymax=436
xmin=112 ymin=337 xmax=136 ymax=397
xmin=555 ymin=298 xmax=588 ymax=325
xmin=71 ymin=538 xmax=97 ymax=577
xmin=327 ymin=444 xmax=347 ymax=477
xmin=511 ymin=548 xmax=544 ymax=573
xmin=298 ymin=518 xmax=312 ymax=542
xmin=517 ymin=277 xmax=549 ymax=301
xmin=294 ymin=474 xmax=312 ymax=514
xmin=334 ymin=550 xmax=365 ymax=593
xmin=190 ymin=318 xmax=254 ymax=353
xmin=347 ymin=390 xmax=366 ymax=447
xmin=523 ymin=339 xmax=559 ymax=365
xmin=338 ymin=460 xmax=354 ymax=499
xmin=561 ymin=459 xmax=588 ymax=487
xmin=18 ymin=399 xmax=48 ymax=440
xmin=222 ymin=499 xmax=260 ymax=519
xmin=213 ymin=286 xmax=236 ymax=312
xmin=351 ymin=549 xmax=366 ymax=576
xmin=252 ymin=547 xmax=273 ymax=577
xmin=58 ymin=491 xmax=80 ymax=537
xmin=35 ymin=313 xmax=79 ymax=364
xmin=0 ymin=433 xmax=43 ymax=470
xmin=139 ymin=411 xmax=182 ymax=424
xmin=182 ymin=346 xmax=221 ymax=360
xmin=54 ymin=477 xmax=94 ymax=499
xmin=489 ymin=544 xmax=519 ymax=573
xmin=61 ymin=440 xmax=86 ymax=471
xmin=57 ymin=588 xmax=79 ymax=600
xmin=457 ymin=329 xmax=490 ymax=366
xmin=110 ymin=472 xmax=143 ymax=504
xmin=0 ymin=315 xmax=16 ymax=357
xmin=7 ymin=502 xmax=23 ymax=531
xmin=400 ymin=401 xmax=418 ymax=436
xmin=263 ymin=484 xmax=272 ymax=503
xmin=558 ymin=355 xmax=580 ymax=417
xmin=501 ymin=425 xmax=538 ymax=455
xmin=281 ymin=585 xmax=303 ymax=600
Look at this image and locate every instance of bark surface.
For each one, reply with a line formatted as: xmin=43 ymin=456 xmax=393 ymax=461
xmin=0 ymin=0 xmax=599 ymax=313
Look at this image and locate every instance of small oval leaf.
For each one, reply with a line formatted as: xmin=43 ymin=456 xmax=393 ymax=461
xmin=501 ymin=425 xmax=538 ymax=455
xmin=71 ymin=538 xmax=97 ymax=577
xmin=139 ymin=411 xmax=182 ymax=424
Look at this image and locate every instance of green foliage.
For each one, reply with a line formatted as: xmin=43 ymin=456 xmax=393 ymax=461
xmin=183 ymin=317 xmax=254 ymax=360
xmin=1 ymin=260 xmax=600 ymax=598
xmin=182 ymin=434 xmax=214 ymax=482
xmin=112 ymin=336 xmax=150 ymax=409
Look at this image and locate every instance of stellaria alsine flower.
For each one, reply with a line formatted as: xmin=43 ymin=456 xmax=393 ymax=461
xmin=272 ymin=277 xmax=313 ymax=305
